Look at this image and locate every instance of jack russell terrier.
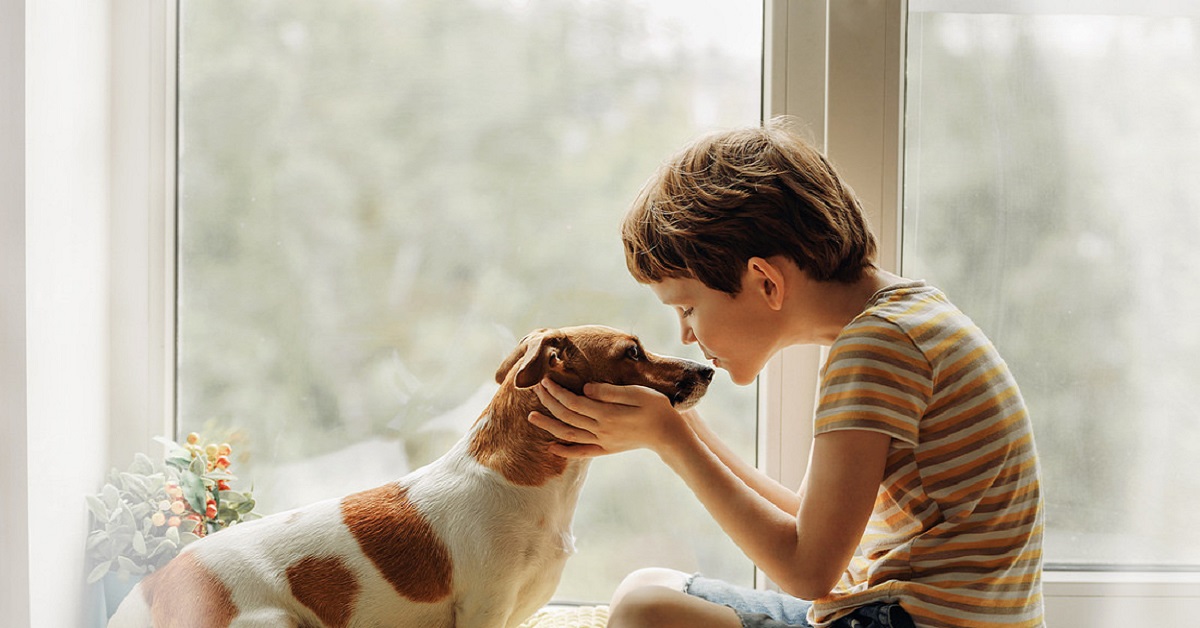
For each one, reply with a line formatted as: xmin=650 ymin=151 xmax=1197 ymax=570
xmin=108 ymin=325 xmax=713 ymax=628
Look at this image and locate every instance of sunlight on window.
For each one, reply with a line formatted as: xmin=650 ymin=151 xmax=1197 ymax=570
xmin=176 ymin=0 xmax=762 ymax=600
xmin=904 ymin=9 xmax=1200 ymax=569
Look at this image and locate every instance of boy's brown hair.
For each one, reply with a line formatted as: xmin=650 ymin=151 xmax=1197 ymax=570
xmin=621 ymin=118 xmax=877 ymax=295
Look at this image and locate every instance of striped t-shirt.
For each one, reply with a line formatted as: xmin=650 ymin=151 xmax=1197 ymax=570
xmin=810 ymin=281 xmax=1044 ymax=628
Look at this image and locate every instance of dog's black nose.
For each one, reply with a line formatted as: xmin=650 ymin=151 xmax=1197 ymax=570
xmin=695 ymin=365 xmax=714 ymax=383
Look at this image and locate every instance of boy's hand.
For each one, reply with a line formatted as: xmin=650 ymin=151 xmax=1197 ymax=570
xmin=528 ymin=377 xmax=689 ymax=459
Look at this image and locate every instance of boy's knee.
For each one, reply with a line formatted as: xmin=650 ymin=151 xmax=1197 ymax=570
xmin=610 ymin=567 xmax=690 ymax=607
xmin=609 ymin=583 xmax=688 ymax=628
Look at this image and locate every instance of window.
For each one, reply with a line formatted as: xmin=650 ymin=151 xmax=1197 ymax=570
xmin=904 ymin=3 xmax=1200 ymax=569
xmin=175 ymin=0 xmax=761 ymax=600
xmin=102 ymin=0 xmax=1198 ymax=622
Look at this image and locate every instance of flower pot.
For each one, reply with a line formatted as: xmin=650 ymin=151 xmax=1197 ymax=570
xmin=101 ymin=572 xmax=142 ymax=620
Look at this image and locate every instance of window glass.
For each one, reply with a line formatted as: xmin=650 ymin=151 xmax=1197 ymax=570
xmin=176 ymin=0 xmax=761 ymax=599
xmin=903 ymin=6 xmax=1200 ymax=568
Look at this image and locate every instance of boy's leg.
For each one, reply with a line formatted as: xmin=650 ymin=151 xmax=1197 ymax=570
xmin=609 ymin=568 xmax=817 ymax=628
xmin=608 ymin=568 xmax=741 ymax=628
xmin=610 ymin=567 xmax=692 ymax=607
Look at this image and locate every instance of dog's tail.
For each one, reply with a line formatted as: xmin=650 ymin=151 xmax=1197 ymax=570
xmin=106 ymin=581 xmax=152 ymax=628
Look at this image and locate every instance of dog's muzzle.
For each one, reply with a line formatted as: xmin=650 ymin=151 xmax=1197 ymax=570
xmin=671 ymin=363 xmax=715 ymax=408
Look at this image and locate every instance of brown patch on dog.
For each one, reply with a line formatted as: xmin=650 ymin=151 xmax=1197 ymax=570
xmin=340 ymin=483 xmax=452 ymax=603
xmin=141 ymin=551 xmax=237 ymax=627
xmin=287 ymin=555 xmax=360 ymax=628
xmin=470 ymin=391 xmax=569 ymax=487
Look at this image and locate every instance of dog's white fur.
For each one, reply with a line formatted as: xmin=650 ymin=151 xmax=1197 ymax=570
xmin=108 ymin=325 xmax=711 ymax=628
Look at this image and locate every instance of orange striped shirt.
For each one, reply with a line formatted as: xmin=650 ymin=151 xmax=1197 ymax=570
xmin=811 ymin=281 xmax=1044 ymax=628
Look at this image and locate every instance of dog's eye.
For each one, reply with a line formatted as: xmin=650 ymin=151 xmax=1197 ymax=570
xmin=625 ymin=345 xmax=641 ymax=361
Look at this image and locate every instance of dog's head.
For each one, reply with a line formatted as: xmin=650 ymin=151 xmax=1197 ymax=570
xmin=494 ymin=325 xmax=713 ymax=409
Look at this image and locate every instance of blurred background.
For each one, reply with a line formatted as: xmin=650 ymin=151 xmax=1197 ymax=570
xmin=904 ymin=9 xmax=1200 ymax=569
xmin=175 ymin=0 xmax=762 ymax=600
xmin=175 ymin=0 xmax=1200 ymax=606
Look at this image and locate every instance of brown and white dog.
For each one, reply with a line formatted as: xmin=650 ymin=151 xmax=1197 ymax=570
xmin=108 ymin=325 xmax=713 ymax=628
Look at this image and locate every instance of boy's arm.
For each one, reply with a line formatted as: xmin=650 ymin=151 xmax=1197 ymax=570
xmin=531 ymin=378 xmax=889 ymax=600
xmin=659 ymin=422 xmax=889 ymax=600
xmin=684 ymin=408 xmax=802 ymax=516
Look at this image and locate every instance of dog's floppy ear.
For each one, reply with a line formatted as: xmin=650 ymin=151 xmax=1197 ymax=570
xmin=495 ymin=329 xmax=564 ymax=388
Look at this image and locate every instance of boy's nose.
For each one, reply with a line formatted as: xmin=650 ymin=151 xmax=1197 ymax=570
xmin=680 ymin=323 xmax=697 ymax=345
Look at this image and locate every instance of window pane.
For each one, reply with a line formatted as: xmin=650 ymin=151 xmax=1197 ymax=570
xmin=903 ymin=7 xmax=1200 ymax=568
xmin=176 ymin=0 xmax=761 ymax=600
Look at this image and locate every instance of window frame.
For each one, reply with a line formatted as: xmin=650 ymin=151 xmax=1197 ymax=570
xmin=108 ymin=0 xmax=177 ymax=469
xmin=762 ymin=0 xmax=1200 ymax=620
xmin=109 ymin=0 xmax=1200 ymax=621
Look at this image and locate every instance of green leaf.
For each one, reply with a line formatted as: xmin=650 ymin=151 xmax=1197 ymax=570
xmin=165 ymin=525 xmax=180 ymax=545
xmin=205 ymin=469 xmax=236 ymax=481
xmin=120 ymin=472 xmax=152 ymax=496
xmin=87 ymin=560 xmax=113 ymax=584
xmin=86 ymin=531 xmax=110 ymax=551
xmin=131 ymin=502 xmax=153 ymax=521
xmin=188 ymin=456 xmax=206 ymax=477
xmin=116 ymin=505 xmax=136 ymax=531
xmin=85 ymin=495 xmax=109 ymax=522
xmin=178 ymin=531 xmax=202 ymax=547
xmin=131 ymin=452 xmax=156 ymax=474
xmin=131 ymin=531 xmax=147 ymax=556
xmin=180 ymin=470 xmax=206 ymax=514
xmin=101 ymin=484 xmax=120 ymax=510
xmin=148 ymin=538 xmax=177 ymax=559
xmin=235 ymin=498 xmax=257 ymax=514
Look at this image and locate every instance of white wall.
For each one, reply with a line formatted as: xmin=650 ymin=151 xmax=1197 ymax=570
xmin=23 ymin=0 xmax=113 ymax=625
xmin=1 ymin=0 xmax=31 ymax=624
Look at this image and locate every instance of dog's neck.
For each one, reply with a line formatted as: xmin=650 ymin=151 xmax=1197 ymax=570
xmin=467 ymin=384 xmax=581 ymax=487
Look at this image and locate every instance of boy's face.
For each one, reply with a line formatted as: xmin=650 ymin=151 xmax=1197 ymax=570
xmin=649 ymin=272 xmax=783 ymax=386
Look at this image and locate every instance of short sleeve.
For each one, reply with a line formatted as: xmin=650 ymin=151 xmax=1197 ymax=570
xmin=814 ymin=316 xmax=933 ymax=447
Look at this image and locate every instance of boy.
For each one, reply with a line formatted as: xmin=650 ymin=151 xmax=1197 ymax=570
xmin=528 ymin=119 xmax=1044 ymax=628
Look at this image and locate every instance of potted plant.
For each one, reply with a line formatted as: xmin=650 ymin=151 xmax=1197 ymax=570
xmin=85 ymin=433 xmax=261 ymax=617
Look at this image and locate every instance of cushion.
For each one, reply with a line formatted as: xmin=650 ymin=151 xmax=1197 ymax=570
xmin=519 ymin=605 xmax=610 ymax=628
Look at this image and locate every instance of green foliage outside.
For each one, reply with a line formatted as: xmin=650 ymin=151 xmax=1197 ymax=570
xmin=176 ymin=0 xmax=761 ymax=599
xmin=904 ymin=13 xmax=1200 ymax=568
xmin=175 ymin=2 xmax=1200 ymax=602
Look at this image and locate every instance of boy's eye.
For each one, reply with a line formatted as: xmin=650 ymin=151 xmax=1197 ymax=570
xmin=680 ymin=307 xmax=694 ymax=318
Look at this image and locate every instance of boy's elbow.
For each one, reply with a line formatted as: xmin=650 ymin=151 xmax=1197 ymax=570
xmin=772 ymin=572 xmax=838 ymax=602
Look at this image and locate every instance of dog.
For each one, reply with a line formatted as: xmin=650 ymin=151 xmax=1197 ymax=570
xmin=108 ymin=325 xmax=713 ymax=628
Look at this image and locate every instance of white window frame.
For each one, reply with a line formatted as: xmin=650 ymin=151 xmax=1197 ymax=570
xmin=108 ymin=0 xmax=1200 ymax=622
xmin=108 ymin=0 xmax=177 ymax=467
xmin=760 ymin=0 xmax=1200 ymax=622
xmin=1 ymin=0 xmax=29 ymax=623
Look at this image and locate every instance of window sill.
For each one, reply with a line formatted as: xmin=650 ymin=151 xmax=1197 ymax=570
xmin=1044 ymin=569 xmax=1200 ymax=626
xmin=1045 ymin=568 xmax=1200 ymax=597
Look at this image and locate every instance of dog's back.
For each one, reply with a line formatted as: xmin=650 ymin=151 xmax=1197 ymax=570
xmin=109 ymin=325 xmax=711 ymax=627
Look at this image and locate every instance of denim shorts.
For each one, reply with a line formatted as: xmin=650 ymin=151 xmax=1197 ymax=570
xmin=685 ymin=575 xmax=915 ymax=628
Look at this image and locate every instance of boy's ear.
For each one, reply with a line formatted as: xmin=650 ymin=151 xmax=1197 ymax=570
xmin=747 ymin=257 xmax=786 ymax=310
